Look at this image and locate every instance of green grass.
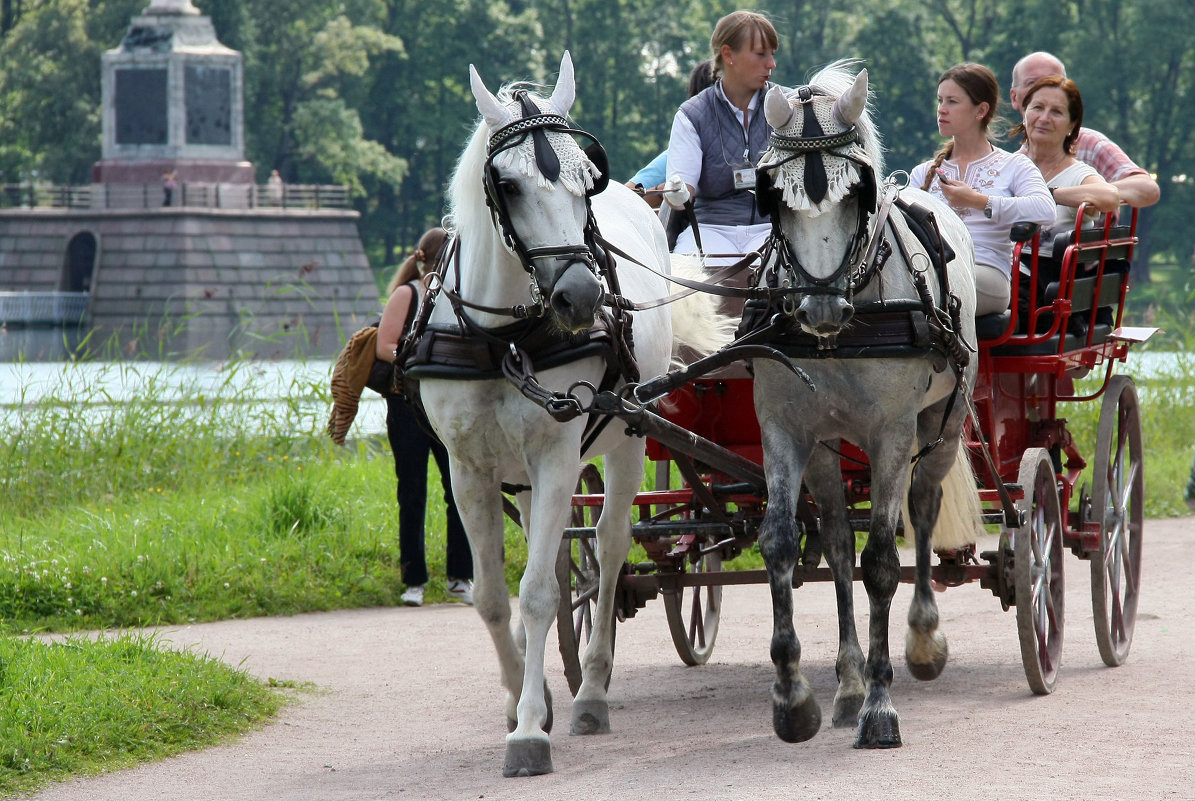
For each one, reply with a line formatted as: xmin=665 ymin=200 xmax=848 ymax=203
xmin=0 ymin=633 xmax=287 ymax=797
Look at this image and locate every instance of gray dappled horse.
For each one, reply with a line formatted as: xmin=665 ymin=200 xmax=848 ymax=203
xmin=748 ymin=61 xmax=982 ymax=748
xmin=415 ymin=53 xmax=729 ymax=776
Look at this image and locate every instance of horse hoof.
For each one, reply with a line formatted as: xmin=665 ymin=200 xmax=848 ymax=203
xmin=570 ymin=699 xmax=611 ymax=735
xmin=854 ymin=709 xmax=902 ymax=749
xmin=503 ymin=737 xmax=554 ymax=777
xmin=906 ymin=632 xmax=948 ymax=682
xmin=773 ymin=694 xmax=822 ymax=743
xmin=831 ymin=693 xmax=864 ymax=728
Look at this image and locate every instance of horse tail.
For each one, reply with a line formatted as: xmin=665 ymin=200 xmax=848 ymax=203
xmin=928 ymin=438 xmax=984 ymax=551
xmin=666 ymin=253 xmax=737 ymax=362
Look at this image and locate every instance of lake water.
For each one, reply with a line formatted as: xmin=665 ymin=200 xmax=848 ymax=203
xmin=0 ymin=357 xmax=389 ymax=438
xmin=2 ymin=349 xmax=1190 ymax=441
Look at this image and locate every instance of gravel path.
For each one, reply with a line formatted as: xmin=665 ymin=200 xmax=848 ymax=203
xmin=30 ymin=517 xmax=1195 ymax=801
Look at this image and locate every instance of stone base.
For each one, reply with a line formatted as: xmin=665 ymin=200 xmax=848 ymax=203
xmin=0 ymin=206 xmax=378 ymax=359
xmin=92 ymin=158 xmax=256 ymax=185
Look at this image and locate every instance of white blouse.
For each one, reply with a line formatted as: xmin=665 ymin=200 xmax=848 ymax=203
xmin=910 ymin=148 xmax=1056 ymax=278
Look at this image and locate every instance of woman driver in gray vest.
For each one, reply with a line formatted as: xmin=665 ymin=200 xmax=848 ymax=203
xmin=664 ymin=10 xmax=780 ymax=262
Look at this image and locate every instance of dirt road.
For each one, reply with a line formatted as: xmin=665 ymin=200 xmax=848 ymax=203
xmin=31 ymin=517 xmax=1195 ymax=801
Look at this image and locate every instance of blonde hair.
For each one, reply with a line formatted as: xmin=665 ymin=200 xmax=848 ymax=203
xmin=387 ymin=226 xmax=449 ymax=295
xmin=710 ymin=11 xmax=779 ymax=79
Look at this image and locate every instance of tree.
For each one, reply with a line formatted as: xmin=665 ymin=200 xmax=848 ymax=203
xmin=358 ymin=0 xmax=544 ymax=265
xmin=0 ymin=0 xmax=127 ymax=184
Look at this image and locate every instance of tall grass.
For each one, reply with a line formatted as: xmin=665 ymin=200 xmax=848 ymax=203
xmin=1 ymin=348 xmax=1191 ymax=633
xmin=0 ymin=359 xmax=526 ymax=633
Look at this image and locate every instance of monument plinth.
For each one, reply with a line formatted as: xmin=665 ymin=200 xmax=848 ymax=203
xmin=92 ymin=0 xmax=253 ymax=184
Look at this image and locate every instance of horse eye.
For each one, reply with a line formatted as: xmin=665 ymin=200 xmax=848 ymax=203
xmin=498 ymin=178 xmax=521 ymax=197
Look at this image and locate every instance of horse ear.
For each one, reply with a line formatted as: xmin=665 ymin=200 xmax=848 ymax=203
xmin=831 ymin=68 xmax=868 ymax=127
xmin=764 ymin=85 xmax=794 ymax=130
xmin=470 ymin=64 xmax=512 ymax=129
xmin=548 ymin=51 xmax=576 ymax=118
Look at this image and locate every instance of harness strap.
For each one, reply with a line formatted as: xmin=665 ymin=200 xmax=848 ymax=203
xmin=593 ymin=233 xmax=760 ymax=308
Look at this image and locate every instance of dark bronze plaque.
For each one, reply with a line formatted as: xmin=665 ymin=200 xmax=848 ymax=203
xmin=114 ymin=68 xmax=168 ymax=145
xmin=185 ymin=65 xmax=232 ymax=146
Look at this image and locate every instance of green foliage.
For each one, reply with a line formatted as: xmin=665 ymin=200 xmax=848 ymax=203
xmin=0 ymin=0 xmax=109 ymax=183
xmin=0 ymin=633 xmax=284 ymax=796
xmin=3 ymin=0 xmax=1195 ymax=268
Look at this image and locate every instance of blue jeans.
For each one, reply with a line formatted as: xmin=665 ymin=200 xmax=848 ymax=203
xmin=385 ymin=396 xmax=472 ymax=586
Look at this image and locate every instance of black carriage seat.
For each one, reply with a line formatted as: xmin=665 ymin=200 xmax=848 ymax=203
xmin=977 ymin=217 xmax=1134 ymax=355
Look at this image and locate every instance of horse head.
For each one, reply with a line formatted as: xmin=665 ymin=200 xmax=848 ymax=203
xmin=757 ymin=64 xmax=882 ymax=341
xmin=466 ymin=52 xmax=609 ymax=333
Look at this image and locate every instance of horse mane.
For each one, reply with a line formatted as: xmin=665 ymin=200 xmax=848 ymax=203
xmin=807 ymin=59 xmax=886 ymax=177
xmin=447 ymin=111 xmax=496 ymax=247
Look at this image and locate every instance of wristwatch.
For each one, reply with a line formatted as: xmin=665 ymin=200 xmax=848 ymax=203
xmin=983 ymin=197 xmax=994 ymax=219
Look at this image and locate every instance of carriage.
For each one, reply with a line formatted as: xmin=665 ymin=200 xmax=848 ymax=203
xmin=557 ymin=203 xmax=1150 ymax=698
xmin=408 ymin=54 xmax=1153 ymax=775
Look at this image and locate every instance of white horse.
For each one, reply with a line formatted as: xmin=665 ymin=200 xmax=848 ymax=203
xmin=414 ymin=53 xmax=729 ymax=776
xmin=748 ymin=62 xmax=983 ymax=748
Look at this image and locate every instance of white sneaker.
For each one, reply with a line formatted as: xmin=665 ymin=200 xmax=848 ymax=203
xmin=446 ymin=577 xmax=474 ymax=605
xmin=400 ymin=585 xmax=424 ymax=607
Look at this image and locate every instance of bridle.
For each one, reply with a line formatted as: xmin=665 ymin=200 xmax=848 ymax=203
xmin=479 ymin=91 xmax=611 ymax=317
xmin=755 ymin=85 xmax=882 ymax=303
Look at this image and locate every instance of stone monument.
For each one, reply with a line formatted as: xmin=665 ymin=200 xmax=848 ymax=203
xmin=92 ymin=0 xmax=253 ymax=184
xmin=0 ymin=0 xmax=379 ymax=360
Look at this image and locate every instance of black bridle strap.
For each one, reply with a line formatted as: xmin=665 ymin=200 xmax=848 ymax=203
xmin=757 ymin=147 xmax=877 ymax=296
xmin=797 ymin=87 xmax=830 ymax=204
xmin=515 ymin=92 xmax=560 ymax=182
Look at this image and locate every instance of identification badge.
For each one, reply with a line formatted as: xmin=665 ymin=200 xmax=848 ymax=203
xmin=733 ymin=167 xmax=757 ymax=190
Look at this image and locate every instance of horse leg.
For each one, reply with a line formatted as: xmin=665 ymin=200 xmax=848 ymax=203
xmin=905 ymin=411 xmax=968 ymax=680
xmin=854 ymin=433 xmax=914 ymax=749
xmin=804 ymin=442 xmax=866 ymax=728
xmin=571 ymin=443 xmax=641 ymax=734
xmin=502 ymin=457 xmax=575 ymax=777
xmin=450 ymin=467 xmax=529 ymax=740
xmin=757 ymin=431 xmax=822 ymax=743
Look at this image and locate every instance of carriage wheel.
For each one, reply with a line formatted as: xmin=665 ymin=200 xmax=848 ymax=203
xmin=556 ymin=464 xmax=614 ymax=697
xmin=1013 ymin=447 xmax=1065 ymax=695
xmin=1089 ymin=375 xmax=1144 ymax=667
xmin=662 ymin=545 xmax=723 ymax=665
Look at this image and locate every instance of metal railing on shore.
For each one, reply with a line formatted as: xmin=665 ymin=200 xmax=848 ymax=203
xmin=0 ymin=291 xmax=89 ymax=325
xmin=0 ymin=182 xmax=351 ymax=211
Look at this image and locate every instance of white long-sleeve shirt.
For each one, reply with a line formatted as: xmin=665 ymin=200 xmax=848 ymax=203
xmin=910 ymin=148 xmax=1055 ymax=277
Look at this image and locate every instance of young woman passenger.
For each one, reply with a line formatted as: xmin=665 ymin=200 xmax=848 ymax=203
xmin=376 ymin=227 xmax=473 ymax=608
xmin=664 ymin=10 xmax=779 ymax=260
xmin=910 ymin=63 xmax=1055 ymax=315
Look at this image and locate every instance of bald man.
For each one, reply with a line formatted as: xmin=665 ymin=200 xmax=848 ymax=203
xmin=1011 ymin=52 xmax=1160 ymax=208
